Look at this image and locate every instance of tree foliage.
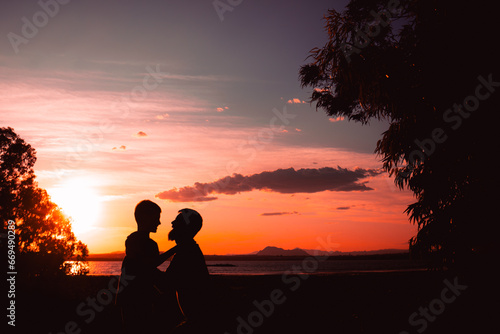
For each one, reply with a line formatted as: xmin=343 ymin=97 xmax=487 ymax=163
xmin=1 ymin=127 xmax=88 ymax=276
xmin=300 ymin=0 xmax=498 ymax=267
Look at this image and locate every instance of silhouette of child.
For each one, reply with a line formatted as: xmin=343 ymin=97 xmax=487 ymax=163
xmin=165 ymin=208 xmax=210 ymax=332
xmin=118 ymin=200 xmax=177 ymax=334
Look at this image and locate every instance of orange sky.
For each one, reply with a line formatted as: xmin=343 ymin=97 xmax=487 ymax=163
xmin=0 ymin=0 xmax=417 ymax=255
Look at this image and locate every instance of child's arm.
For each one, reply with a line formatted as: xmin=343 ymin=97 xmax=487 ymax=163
xmin=155 ymin=245 xmax=178 ymax=267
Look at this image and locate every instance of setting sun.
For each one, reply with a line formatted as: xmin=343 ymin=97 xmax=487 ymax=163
xmin=47 ymin=178 xmax=102 ymax=236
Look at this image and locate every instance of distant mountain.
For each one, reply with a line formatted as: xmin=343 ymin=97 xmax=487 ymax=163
xmin=301 ymin=248 xmax=408 ymax=256
xmin=255 ymin=246 xmax=310 ymax=256
xmin=345 ymin=249 xmax=409 ymax=255
xmin=252 ymin=246 xmax=407 ymax=257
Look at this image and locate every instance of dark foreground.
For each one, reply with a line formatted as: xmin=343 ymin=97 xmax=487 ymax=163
xmin=13 ymin=270 xmax=493 ymax=334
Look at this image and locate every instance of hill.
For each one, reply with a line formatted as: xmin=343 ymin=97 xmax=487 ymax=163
xmin=255 ymin=246 xmax=310 ymax=256
xmin=301 ymin=248 xmax=408 ymax=256
xmin=251 ymin=246 xmax=407 ymax=257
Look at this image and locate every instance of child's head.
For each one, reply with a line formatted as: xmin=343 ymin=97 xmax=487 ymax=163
xmin=134 ymin=200 xmax=161 ymax=232
xmin=168 ymin=208 xmax=203 ymax=242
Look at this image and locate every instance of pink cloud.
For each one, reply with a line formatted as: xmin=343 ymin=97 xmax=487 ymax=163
xmin=155 ymin=113 xmax=169 ymax=120
xmin=216 ymin=106 xmax=229 ymax=112
xmin=328 ymin=116 xmax=345 ymax=123
xmin=287 ymin=98 xmax=305 ymax=104
xmin=134 ymin=131 xmax=148 ymax=137
xmin=112 ymin=145 xmax=127 ymax=151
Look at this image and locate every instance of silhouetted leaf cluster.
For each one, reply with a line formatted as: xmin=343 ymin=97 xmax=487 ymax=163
xmin=300 ymin=0 xmax=498 ymax=268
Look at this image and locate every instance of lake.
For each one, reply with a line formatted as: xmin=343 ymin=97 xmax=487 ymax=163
xmin=66 ymin=259 xmax=426 ymax=276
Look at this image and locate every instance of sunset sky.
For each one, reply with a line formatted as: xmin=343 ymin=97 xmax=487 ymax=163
xmin=1 ymin=0 xmax=416 ymax=254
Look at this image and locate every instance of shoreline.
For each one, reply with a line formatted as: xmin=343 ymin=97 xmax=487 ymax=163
xmin=83 ymin=252 xmax=413 ymax=261
xmin=73 ymin=257 xmax=429 ymax=276
xmin=83 ymin=267 xmax=430 ymax=277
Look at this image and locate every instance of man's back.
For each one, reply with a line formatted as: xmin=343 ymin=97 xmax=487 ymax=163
xmin=166 ymin=239 xmax=209 ymax=320
xmin=168 ymin=240 xmax=207 ymax=279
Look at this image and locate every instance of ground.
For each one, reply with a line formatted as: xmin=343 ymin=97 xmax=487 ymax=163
xmin=15 ymin=269 xmax=493 ymax=334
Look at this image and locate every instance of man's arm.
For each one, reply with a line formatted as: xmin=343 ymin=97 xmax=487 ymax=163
xmin=155 ymin=245 xmax=178 ymax=267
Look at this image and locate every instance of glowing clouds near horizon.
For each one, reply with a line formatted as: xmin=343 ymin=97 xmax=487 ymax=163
xmin=47 ymin=178 xmax=103 ymax=236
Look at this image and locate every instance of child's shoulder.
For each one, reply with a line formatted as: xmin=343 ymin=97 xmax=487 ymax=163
xmin=126 ymin=232 xmax=158 ymax=246
xmin=126 ymin=231 xmax=141 ymax=241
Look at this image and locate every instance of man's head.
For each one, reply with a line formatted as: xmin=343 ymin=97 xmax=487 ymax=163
xmin=134 ymin=200 xmax=161 ymax=233
xmin=168 ymin=208 xmax=203 ymax=243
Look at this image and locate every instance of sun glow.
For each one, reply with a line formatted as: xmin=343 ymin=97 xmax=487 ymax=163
xmin=48 ymin=178 xmax=102 ymax=236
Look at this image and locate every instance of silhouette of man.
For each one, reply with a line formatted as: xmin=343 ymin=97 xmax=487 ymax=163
xmin=118 ymin=200 xmax=177 ymax=334
xmin=165 ymin=208 xmax=209 ymax=331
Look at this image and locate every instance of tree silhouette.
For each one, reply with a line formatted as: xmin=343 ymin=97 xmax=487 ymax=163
xmin=1 ymin=127 xmax=88 ymax=276
xmin=299 ymin=0 xmax=498 ymax=267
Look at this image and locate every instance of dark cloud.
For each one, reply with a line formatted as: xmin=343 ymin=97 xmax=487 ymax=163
xmin=260 ymin=211 xmax=300 ymax=216
xmin=156 ymin=166 xmax=382 ymax=203
xmin=134 ymin=131 xmax=148 ymax=137
xmin=336 ymin=206 xmax=351 ymax=210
